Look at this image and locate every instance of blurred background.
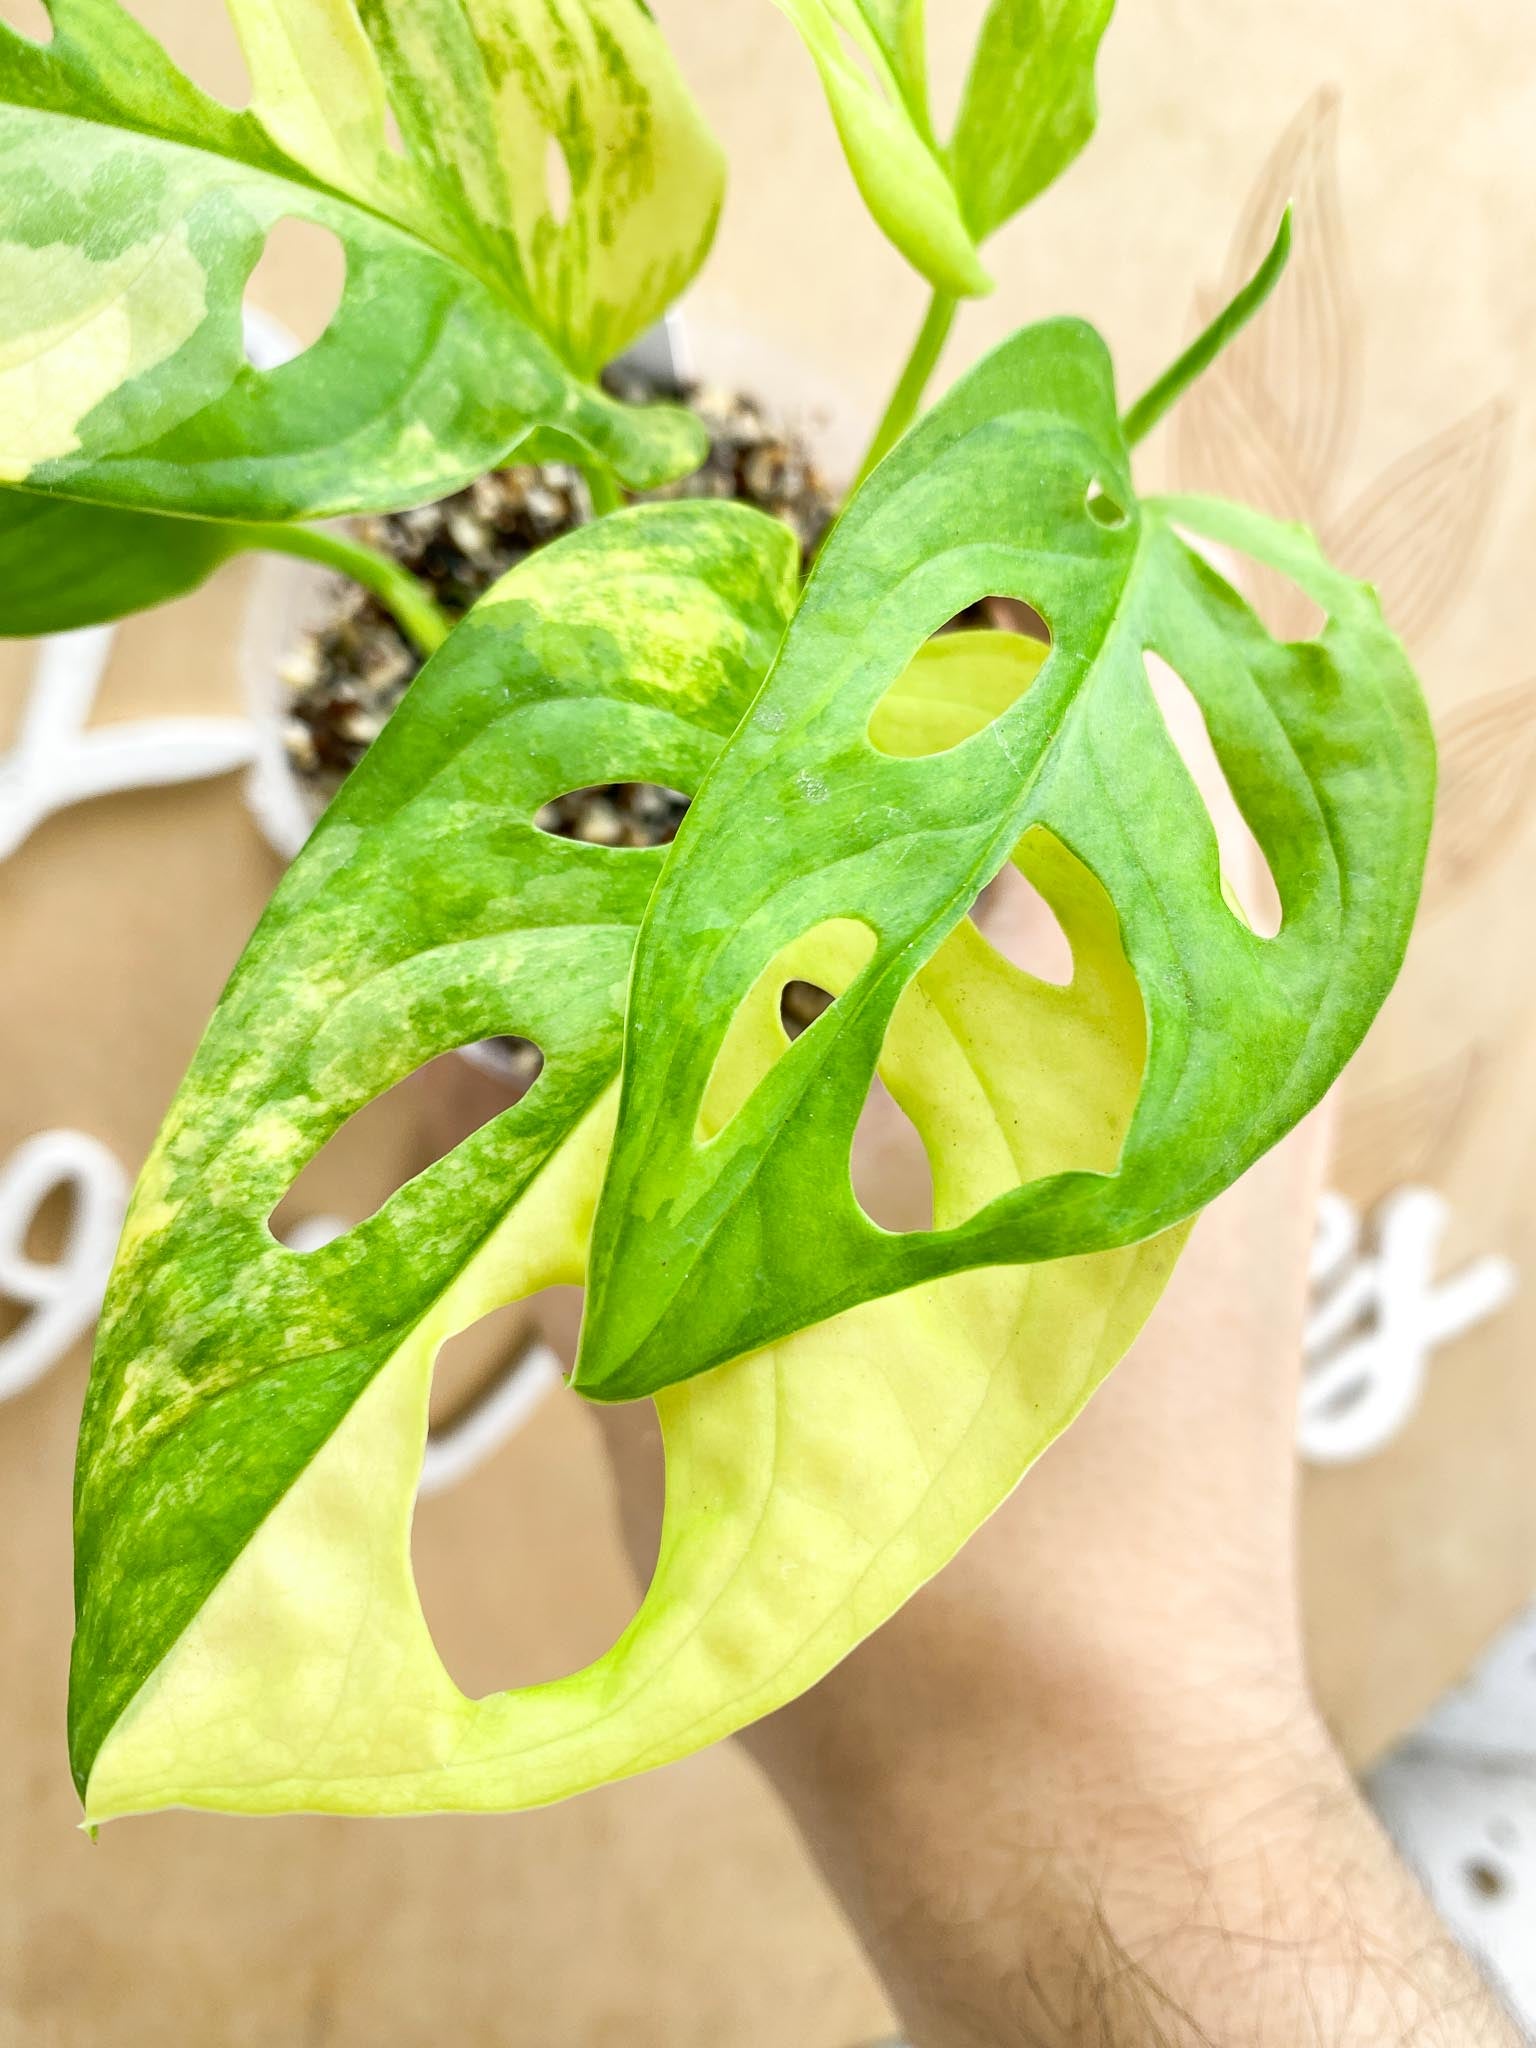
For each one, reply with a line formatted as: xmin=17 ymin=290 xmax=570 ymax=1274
xmin=1 ymin=0 xmax=1532 ymax=2040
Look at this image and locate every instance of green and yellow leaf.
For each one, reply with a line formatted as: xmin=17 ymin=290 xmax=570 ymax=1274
xmin=574 ymin=317 xmax=1435 ymax=1398
xmin=73 ymin=583 xmax=1178 ymax=1820
xmin=69 ymin=313 xmax=1432 ymax=1823
xmin=0 ymin=0 xmax=720 ymax=536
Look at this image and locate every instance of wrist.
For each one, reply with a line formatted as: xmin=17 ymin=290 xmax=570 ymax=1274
xmin=759 ymin=1679 xmax=1517 ymax=2047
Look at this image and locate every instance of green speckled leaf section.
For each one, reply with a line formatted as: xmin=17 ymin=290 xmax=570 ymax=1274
xmin=574 ymin=317 xmax=1435 ymax=1398
xmin=68 ymin=500 xmax=799 ymax=1795
xmin=0 ymin=0 xmax=715 ymax=523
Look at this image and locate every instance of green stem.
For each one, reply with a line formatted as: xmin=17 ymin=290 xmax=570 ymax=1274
xmin=234 ymin=521 xmax=452 ymax=657
xmin=853 ymin=289 xmax=958 ymax=491
xmin=583 ymin=461 xmax=624 ymax=517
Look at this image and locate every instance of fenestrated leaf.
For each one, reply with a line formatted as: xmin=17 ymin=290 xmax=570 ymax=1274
xmin=0 ymin=489 xmax=241 ymax=637
xmin=0 ymin=0 xmax=718 ymax=526
xmin=343 ymin=0 xmax=725 ymax=379
xmin=770 ymin=0 xmax=1113 ymax=296
xmin=68 ymin=500 xmax=801 ymax=1805
xmin=574 ymin=316 xmax=1435 ymax=1400
xmin=74 ymin=626 xmax=1181 ymax=1821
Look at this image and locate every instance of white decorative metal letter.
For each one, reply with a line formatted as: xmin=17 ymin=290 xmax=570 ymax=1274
xmin=0 ymin=628 xmax=260 ymax=863
xmin=0 ymin=1131 xmax=129 ymax=1403
xmin=1301 ymin=1186 xmax=1518 ymax=1464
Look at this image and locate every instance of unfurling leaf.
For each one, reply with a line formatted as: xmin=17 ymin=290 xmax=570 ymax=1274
xmin=0 ymin=0 xmax=719 ymax=537
xmin=574 ymin=318 xmax=1434 ymax=1398
xmin=770 ymin=0 xmax=1113 ymax=296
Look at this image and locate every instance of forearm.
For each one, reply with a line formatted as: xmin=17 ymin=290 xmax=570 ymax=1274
xmin=763 ymin=1692 xmax=1520 ymax=2048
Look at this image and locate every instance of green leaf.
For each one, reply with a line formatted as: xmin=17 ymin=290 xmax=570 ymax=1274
xmin=769 ymin=0 xmax=1114 ymax=295
xmin=69 ymin=499 xmax=801 ymax=1811
xmin=0 ymin=0 xmax=719 ymax=526
xmin=72 ymin=595 xmax=1181 ymax=1820
xmin=0 ymin=489 xmax=241 ymax=637
xmin=948 ymin=0 xmax=1116 ymax=244
xmin=573 ymin=316 xmax=1435 ymax=1400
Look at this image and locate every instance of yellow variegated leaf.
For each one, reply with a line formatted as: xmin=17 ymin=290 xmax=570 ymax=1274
xmin=75 ymin=616 xmax=1179 ymax=1822
xmin=87 ymin=792 xmax=1176 ymax=1820
xmin=0 ymin=0 xmax=720 ymax=525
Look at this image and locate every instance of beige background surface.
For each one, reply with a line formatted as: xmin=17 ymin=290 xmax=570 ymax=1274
xmin=2 ymin=0 xmax=1533 ymax=2040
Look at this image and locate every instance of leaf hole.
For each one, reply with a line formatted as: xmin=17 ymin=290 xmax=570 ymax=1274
xmin=971 ymin=856 xmax=1075 ymax=986
xmin=780 ymin=980 xmax=834 ymax=1038
xmin=1232 ymin=553 xmax=1327 ymax=641
xmin=1183 ymin=529 xmax=1328 ymax=641
xmin=545 ymin=134 xmax=574 ymax=225
xmin=121 ymin=0 xmax=251 ymax=109
xmin=1144 ymin=653 xmax=1283 ymax=937
xmin=948 ymin=594 xmax=1051 ymax=639
xmin=0 ymin=0 xmax=52 ymax=44
xmin=411 ymin=1291 xmax=645 ymax=1698
xmin=381 ymin=97 xmax=407 ymax=158
xmin=945 ymin=828 xmax=1149 ymax=1206
xmin=534 ymin=782 xmax=690 ymax=848
xmin=1086 ymin=479 xmax=1129 ymax=528
xmin=268 ymin=1043 xmax=543 ymax=1243
xmin=695 ymin=917 xmax=879 ymax=1143
xmin=868 ymin=624 xmax=1052 ymax=760
xmin=851 ymin=1072 xmax=935 ymax=1234
xmin=242 ymin=217 xmax=347 ymax=364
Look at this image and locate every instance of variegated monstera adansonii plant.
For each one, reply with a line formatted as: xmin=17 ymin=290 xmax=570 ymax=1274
xmin=69 ymin=300 xmax=1433 ymax=1821
xmin=28 ymin=0 xmax=1434 ymax=1824
xmin=0 ymin=0 xmax=721 ymax=636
